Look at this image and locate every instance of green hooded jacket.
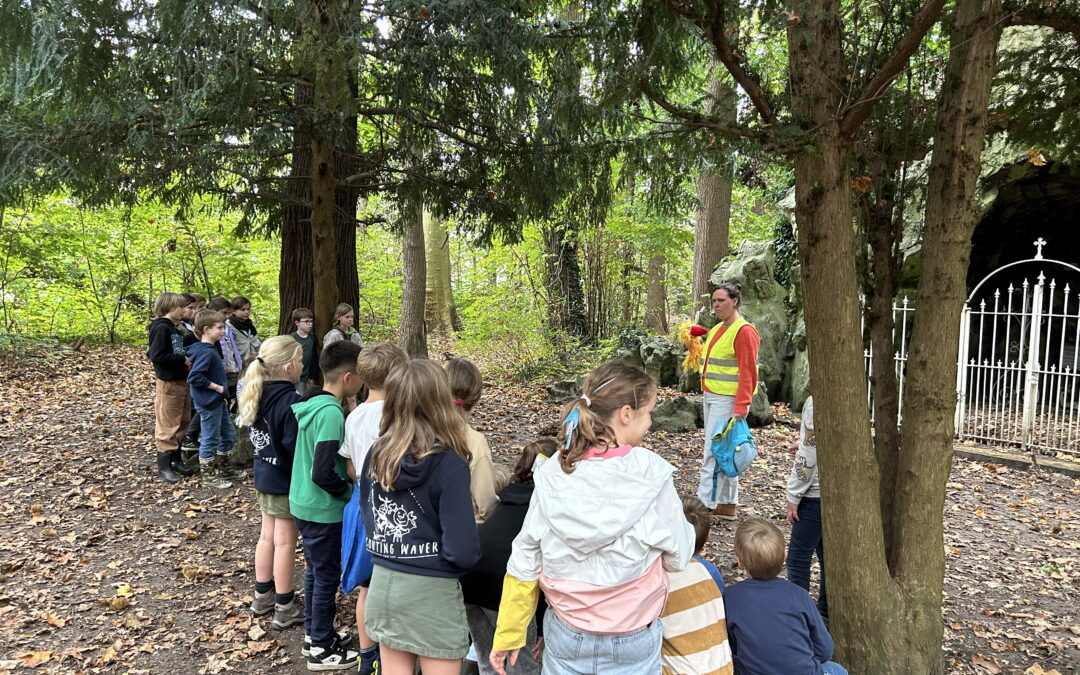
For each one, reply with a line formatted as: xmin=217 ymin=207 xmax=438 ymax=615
xmin=289 ymin=390 xmax=352 ymax=523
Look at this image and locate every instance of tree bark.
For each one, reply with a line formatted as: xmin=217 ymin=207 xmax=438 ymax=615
xmin=399 ymin=194 xmax=428 ymax=358
xmin=424 ymin=208 xmax=459 ymax=334
xmin=691 ymin=67 xmax=736 ymax=309
xmin=543 ymin=223 xmax=588 ymax=338
xmin=646 ymin=254 xmax=668 ymax=334
xmin=279 ymin=83 xmax=314 ymax=335
xmin=890 ymin=0 xmax=1002 ymax=669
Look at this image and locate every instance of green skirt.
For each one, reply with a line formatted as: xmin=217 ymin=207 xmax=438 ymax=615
xmin=364 ymin=565 xmax=469 ymax=659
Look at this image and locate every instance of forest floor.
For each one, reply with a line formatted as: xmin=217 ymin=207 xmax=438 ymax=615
xmin=0 ymin=344 xmax=1077 ymax=675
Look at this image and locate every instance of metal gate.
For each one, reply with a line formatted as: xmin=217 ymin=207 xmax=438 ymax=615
xmin=954 ymin=238 xmax=1080 ymax=457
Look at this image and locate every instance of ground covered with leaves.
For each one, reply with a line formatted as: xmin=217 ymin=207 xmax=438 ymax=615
xmin=0 ymin=345 xmax=1077 ymax=674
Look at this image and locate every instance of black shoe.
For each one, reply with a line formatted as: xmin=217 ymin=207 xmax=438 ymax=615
xmin=170 ymin=450 xmax=195 ymax=477
xmin=156 ymin=452 xmax=181 ymax=483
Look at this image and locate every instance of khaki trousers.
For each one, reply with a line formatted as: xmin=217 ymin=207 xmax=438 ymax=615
xmin=154 ymin=379 xmax=192 ymax=453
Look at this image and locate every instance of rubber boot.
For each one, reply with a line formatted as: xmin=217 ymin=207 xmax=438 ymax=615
xmin=170 ymin=449 xmax=195 ymax=477
xmin=157 ymin=452 xmax=181 ymax=484
xmin=200 ymin=456 xmax=233 ymax=489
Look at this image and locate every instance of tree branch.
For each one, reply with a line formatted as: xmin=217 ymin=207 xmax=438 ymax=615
xmin=640 ymin=85 xmax=764 ymax=140
xmin=1004 ymin=5 xmax=1080 ymax=37
xmin=838 ymin=0 xmax=948 ymax=137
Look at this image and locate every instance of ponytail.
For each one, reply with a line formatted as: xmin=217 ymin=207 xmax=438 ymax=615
xmin=236 ymin=336 xmax=302 ymax=427
xmin=557 ymin=360 xmax=656 ymax=473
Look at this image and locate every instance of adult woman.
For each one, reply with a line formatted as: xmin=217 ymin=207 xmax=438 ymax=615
xmin=323 ymin=303 xmax=365 ymax=349
xmin=698 ymin=283 xmax=760 ymax=521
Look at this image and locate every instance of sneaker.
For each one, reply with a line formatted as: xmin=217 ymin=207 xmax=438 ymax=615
xmin=712 ymin=503 xmax=737 ymax=521
xmin=270 ymin=598 xmax=304 ymax=630
xmin=302 ymin=630 xmax=353 ymax=656
xmin=250 ymin=590 xmax=274 ymax=616
xmin=306 ymin=642 xmax=358 ymax=671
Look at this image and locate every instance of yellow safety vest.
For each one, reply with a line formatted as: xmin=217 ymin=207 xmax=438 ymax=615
xmin=700 ymin=317 xmax=750 ymax=396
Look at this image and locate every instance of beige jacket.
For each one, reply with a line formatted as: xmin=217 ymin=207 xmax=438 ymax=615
xmin=465 ymin=425 xmax=499 ymax=523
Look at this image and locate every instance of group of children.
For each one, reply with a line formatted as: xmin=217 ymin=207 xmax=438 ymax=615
xmin=146 ymin=291 xmax=843 ymax=674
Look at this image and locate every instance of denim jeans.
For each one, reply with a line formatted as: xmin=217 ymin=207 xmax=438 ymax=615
xmin=698 ymin=393 xmax=738 ymax=508
xmin=294 ymin=518 xmax=343 ymax=649
xmin=542 ymin=612 xmax=661 ymax=675
xmin=787 ymin=497 xmax=828 ymax=618
xmin=196 ymin=404 xmax=236 ymax=461
xmin=822 ymin=660 xmax=848 ymax=675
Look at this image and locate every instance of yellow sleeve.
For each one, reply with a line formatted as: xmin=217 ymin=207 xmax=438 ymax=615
xmin=492 ymin=574 xmax=540 ymax=652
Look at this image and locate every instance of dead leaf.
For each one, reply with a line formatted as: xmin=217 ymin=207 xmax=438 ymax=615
xmin=15 ymin=651 xmax=51 ymax=667
xmin=1028 ymin=148 xmax=1048 ymax=166
xmin=852 ymin=175 xmax=872 ymax=193
xmin=972 ymin=653 xmax=1002 ymax=673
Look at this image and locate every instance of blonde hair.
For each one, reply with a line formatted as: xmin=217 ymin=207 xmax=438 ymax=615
xmin=369 ymin=359 xmax=472 ymax=490
xmin=332 ymin=303 xmax=355 ymax=330
xmin=154 ymin=292 xmax=187 ymax=318
xmin=557 ymin=360 xmax=657 ymax=473
xmin=446 ymin=358 xmax=483 ymax=420
xmin=734 ymin=518 xmax=786 ymax=580
xmin=356 ymin=341 xmax=408 ymax=390
xmin=236 ymin=336 xmax=302 ymax=427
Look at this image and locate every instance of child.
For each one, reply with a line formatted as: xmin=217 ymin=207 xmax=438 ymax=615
xmin=445 ymin=358 xmax=499 ymax=523
xmin=339 ymin=341 xmax=408 ymax=675
xmin=359 ymin=359 xmax=481 ymax=675
xmin=290 ymin=340 xmax=364 ymax=670
xmin=179 ymin=293 xmax=205 ymax=455
xmin=722 ymin=519 xmax=846 ymax=675
xmin=236 ymin=336 xmax=304 ymax=630
xmin=147 ymin=292 xmax=196 ymax=483
xmin=208 ymin=296 xmax=245 ymax=405
xmin=289 ymin=307 xmax=319 ymax=395
xmin=461 ymin=439 xmax=557 ymax=675
xmin=490 ymin=360 xmax=695 ymax=675
xmin=187 ymin=309 xmax=236 ymax=489
xmin=659 ymin=497 xmax=733 ymax=675
xmin=323 ymin=303 xmax=365 ymax=348
xmin=228 ymin=295 xmax=262 ymax=357
xmin=787 ymin=395 xmax=828 ymax=621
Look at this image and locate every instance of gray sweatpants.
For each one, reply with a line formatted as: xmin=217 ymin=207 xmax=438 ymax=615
xmin=698 ymin=392 xmax=739 ymax=508
xmin=465 ymin=604 xmax=540 ymax=675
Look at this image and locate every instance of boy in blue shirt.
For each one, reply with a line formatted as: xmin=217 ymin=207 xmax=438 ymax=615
xmin=723 ymin=518 xmax=847 ymax=675
xmin=187 ymin=309 xmax=236 ymax=489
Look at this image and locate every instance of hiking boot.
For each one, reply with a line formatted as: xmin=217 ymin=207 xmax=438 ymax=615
xmin=200 ymin=457 xmax=232 ymax=489
xmin=270 ymin=598 xmax=304 ymax=630
xmin=302 ymin=630 xmax=353 ymax=656
xmin=250 ymin=590 xmax=274 ymax=616
xmin=156 ymin=452 xmax=181 ymax=484
xmin=712 ymin=503 xmax=737 ymax=521
xmin=170 ymin=449 xmax=195 ymax=477
xmin=306 ymin=642 xmax=358 ymax=671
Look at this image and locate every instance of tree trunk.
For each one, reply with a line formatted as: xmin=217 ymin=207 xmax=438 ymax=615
xmin=691 ymin=67 xmax=736 ymax=308
xmin=646 ymin=254 xmax=668 ymax=334
xmin=399 ymin=194 xmax=428 ymax=358
xmin=279 ymin=83 xmax=314 ymax=335
xmin=424 ymin=208 xmax=459 ymax=334
xmin=787 ymin=0 xmax=904 ymax=671
xmin=310 ymin=133 xmax=337 ymax=344
xmin=889 ymin=0 xmax=1002 ymax=669
xmin=543 ymin=223 xmax=588 ymax=338
xmin=334 ymin=70 xmax=361 ymax=318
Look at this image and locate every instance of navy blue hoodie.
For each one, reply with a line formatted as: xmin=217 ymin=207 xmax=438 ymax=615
xmin=187 ymin=341 xmax=227 ymax=410
xmin=147 ymin=318 xmax=187 ymax=381
xmin=360 ymin=448 xmax=481 ymax=578
xmin=251 ymin=381 xmax=301 ymax=495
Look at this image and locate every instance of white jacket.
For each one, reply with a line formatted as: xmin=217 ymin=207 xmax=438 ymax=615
xmin=507 ymin=445 xmax=695 ymax=598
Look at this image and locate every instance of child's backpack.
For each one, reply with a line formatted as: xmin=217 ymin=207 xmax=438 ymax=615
xmin=341 ymin=484 xmax=374 ymax=593
xmin=709 ymin=415 xmax=757 ymax=490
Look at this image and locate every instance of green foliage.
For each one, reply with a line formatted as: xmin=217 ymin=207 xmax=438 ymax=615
xmin=0 ymin=197 xmax=278 ymax=343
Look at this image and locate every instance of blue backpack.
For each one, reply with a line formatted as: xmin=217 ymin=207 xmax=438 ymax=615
xmin=341 ymin=483 xmax=374 ymax=594
xmin=709 ymin=416 xmax=757 ymax=498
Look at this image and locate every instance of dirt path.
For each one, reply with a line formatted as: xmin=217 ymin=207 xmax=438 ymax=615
xmin=0 ymin=345 xmax=1076 ymax=674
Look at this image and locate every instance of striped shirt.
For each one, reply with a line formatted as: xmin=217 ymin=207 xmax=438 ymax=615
xmin=661 ymin=559 xmax=734 ymax=675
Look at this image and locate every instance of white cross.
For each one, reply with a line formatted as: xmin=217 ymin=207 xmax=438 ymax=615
xmin=1034 ymin=237 xmax=1047 ymax=259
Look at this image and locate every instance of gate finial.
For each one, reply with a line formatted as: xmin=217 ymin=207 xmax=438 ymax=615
xmin=1034 ymin=237 xmax=1047 ymax=259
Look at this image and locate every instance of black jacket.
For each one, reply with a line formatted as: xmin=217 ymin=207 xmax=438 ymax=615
xmin=460 ymin=481 xmax=546 ymax=632
xmin=146 ymin=318 xmax=187 ymax=381
xmin=251 ymin=381 xmax=300 ymax=495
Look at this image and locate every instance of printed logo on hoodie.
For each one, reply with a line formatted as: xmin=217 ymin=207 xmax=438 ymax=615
xmin=250 ymin=426 xmax=276 ymax=465
xmin=368 ymin=490 xmax=439 ymax=558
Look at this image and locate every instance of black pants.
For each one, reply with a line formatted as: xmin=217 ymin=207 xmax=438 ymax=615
xmin=294 ymin=517 xmax=343 ymax=648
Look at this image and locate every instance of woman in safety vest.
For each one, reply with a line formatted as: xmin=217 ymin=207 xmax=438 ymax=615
xmin=697 ymin=283 xmax=760 ymax=521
